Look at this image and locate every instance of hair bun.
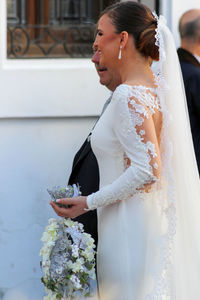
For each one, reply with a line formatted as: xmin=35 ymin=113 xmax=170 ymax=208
xmin=137 ymin=24 xmax=159 ymax=61
xmin=101 ymin=2 xmax=160 ymax=61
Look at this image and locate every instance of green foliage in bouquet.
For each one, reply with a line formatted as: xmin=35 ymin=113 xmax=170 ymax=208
xmin=40 ymin=184 xmax=96 ymax=300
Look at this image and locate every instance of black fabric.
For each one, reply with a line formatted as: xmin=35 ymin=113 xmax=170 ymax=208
xmin=68 ymin=136 xmax=99 ymax=247
xmin=177 ymin=48 xmax=200 ymax=174
xmin=177 ymin=47 xmax=200 ymax=68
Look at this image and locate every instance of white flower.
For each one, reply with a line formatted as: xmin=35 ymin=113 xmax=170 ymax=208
xmin=83 ymin=233 xmax=95 ymax=248
xmin=46 ymin=223 xmax=59 ymax=236
xmin=70 ymin=275 xmax=82 ymax=289
xmin=70 ymin=258 xmax=84 ymax=273
xmin=64 ymin=218 xmax=77 ymax=228
xmin=49 ymin=218 xmax=57 ymax=225
xmin=72 ymin=244 xmax=79 ymax=258
xmin=82 ymin=248 xmax=94 ymax=262
xmin=41 ymin=231 xmax=49 ymax=243
xmin=55 ymin=267 xmax=63 ymax=274
xmin=78 ymin=223 xmax=84 ymax=231
xmin=67 ymin=260 xmax=74 ymax=269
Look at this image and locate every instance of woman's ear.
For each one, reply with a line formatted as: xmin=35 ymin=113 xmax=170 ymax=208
xmin=120 ymin=31 xmax=129 ymax=49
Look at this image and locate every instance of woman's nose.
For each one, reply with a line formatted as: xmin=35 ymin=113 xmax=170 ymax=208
xmin=91 ymin=50 xmax=100 ymax=64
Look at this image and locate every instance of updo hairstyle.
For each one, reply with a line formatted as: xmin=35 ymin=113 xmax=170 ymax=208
xmin=100 ymin=1 xmax=159 ymax=61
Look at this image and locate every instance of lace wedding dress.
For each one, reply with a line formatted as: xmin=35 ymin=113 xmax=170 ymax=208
xmin=86 ymin=15 xmax=200 ymax=300
xmin=87 ymin=84 xmax=164 ymax=299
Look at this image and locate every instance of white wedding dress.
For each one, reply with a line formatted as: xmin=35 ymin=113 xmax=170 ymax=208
xmin=87 ymin=84 xmax=165 ymax=300
xmin=86 ymin=15 xmax=200 ymax=300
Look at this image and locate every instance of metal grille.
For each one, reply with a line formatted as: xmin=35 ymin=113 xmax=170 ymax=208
xmin=7 ymin=0 xmax=159 ymax=59
xmin=50 ymin=0 xmax=97 ymax=24
xmin=7 ymin=0 xmax=106 ymax=59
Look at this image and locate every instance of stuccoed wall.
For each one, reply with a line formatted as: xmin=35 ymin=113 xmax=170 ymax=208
xmin=0 ymin=0 xmax=109 ymax=299
xmin=0 ymin=117 xmax=97 ymax=300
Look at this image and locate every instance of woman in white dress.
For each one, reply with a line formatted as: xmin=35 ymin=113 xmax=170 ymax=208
xmin=51 ymin=2 xmax=200 ymax=299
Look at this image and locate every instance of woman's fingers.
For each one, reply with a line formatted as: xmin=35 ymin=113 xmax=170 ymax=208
xmin=50 ymin=196 xmax=88 ymax=218
xmin=50 ymin=201 xmax=71 ymax=217
xmin=56 ymin=197 xmax=75 ymax=205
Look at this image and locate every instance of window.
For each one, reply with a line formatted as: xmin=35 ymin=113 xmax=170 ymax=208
xmin=7 ymin=0 xmax=118 ymax=59
xmin=7 ymin=0 xmax=159 ymax=59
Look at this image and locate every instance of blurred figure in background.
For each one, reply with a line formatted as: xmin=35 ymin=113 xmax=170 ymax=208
xmin=177 ymin=9 xmax=200 ymax=174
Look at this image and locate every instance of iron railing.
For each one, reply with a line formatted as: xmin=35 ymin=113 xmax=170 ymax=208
xmin=7 ymin=24 xmax=95 ymax=58
xmin=7 ymin=0 xmax=105 ymax=58
xmin=7 ymin=0 xmax=159 ymax=59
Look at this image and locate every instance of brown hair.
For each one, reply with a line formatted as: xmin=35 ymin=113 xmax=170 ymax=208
xmin=100 ymin=1 xmax=159 ymax=61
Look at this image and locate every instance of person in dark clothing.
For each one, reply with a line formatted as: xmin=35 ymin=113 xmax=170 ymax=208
xmin=177 ymin=9 xmax=200 ymax=174
xmin=68 ymin=50 xmax=121 ymax=247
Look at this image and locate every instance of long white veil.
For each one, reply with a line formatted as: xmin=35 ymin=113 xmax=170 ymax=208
xmin=152 ymin=15 xmax=200 ymax=299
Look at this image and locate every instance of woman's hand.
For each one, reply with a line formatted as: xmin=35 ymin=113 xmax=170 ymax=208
xmin=50 ymin=196 xmax=88 ymax=219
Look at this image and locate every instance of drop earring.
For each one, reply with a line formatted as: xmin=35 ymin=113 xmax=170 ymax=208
xmin=118 ymin=45 xmax=122 ymax=60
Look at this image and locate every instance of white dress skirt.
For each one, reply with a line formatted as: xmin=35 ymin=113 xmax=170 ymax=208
xmin=87 ymin=84 xmax=170 ymax=300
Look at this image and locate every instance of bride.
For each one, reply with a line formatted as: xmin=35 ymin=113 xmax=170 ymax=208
xmin=50 ymin=2 xmax=200 ymax=299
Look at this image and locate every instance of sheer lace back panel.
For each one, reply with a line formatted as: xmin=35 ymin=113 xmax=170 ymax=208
xmin=125 ymin=85 xmax=162 ymax=179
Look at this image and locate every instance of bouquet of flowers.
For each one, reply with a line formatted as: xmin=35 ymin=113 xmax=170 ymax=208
xmin=47 ymin=184 xmax=81 ymax=208
xmin=40 ymin=184 xmax=96 ymax=300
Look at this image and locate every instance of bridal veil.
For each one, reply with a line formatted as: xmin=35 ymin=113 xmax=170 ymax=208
xmin=151 ymin=14 xmax=200 ymax=299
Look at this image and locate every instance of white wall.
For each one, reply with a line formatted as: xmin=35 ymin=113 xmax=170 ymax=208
xmin=1 ymin=11 xmax=109 ymax=118
xmin=0 ymin=117 xmax=96 ymax=299
xmin=1 ymin=60 xmax=109 ymax=118
xmin=0 ymin=0 xmax=109 ymax=299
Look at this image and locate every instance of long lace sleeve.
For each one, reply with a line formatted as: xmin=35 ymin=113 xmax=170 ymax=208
xmin=87 ymin=85 xmax=161 ymax=210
